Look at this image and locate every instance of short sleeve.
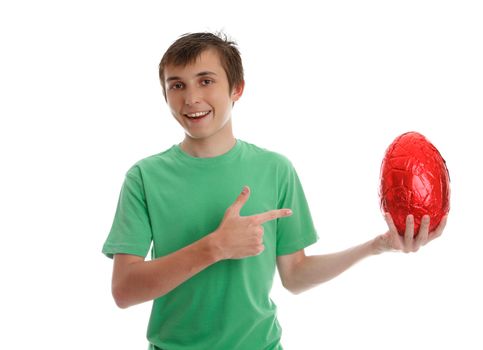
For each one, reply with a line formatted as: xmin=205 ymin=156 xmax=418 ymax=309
xmin=276 ymin=158 xmax=319 ymax=256
xmin=102 ymin=166 xmax=153 ymax=259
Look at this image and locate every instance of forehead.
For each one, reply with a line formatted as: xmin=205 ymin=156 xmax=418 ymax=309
xmin=164 ymin=49 xmax=225 ymax=81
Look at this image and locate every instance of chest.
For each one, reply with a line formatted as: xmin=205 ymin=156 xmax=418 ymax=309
xmin=143 ymin=164 xmax=279 ymax=257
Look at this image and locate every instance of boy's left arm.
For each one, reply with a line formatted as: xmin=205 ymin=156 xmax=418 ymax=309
xmin=276 ymin=213 xmax=448 ymax=295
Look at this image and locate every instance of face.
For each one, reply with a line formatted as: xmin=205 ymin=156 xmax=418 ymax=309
xmin=164 ymin=49 xmax=244 ymax=141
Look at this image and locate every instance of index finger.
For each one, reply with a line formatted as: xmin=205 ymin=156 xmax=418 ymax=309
xmin=251 ymin=209 xmax=293 ymax=224
xmin=384 ymin=212 xmax=398 ymax=234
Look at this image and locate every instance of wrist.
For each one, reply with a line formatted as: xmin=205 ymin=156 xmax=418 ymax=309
xmin=204 ymin=231 xmax=226 ymax=262
xmin=370 ymin=234 xmax=388 ymax=255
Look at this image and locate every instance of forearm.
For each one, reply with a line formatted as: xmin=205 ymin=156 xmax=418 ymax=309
xmin=289 ymin=239 xmax=378 ymax=294
xmin=113 ymin=234 xmax=221 ymax=308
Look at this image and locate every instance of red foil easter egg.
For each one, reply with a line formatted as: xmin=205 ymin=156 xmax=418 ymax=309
xmin=379 ymin=132 xmax=450 ymax=235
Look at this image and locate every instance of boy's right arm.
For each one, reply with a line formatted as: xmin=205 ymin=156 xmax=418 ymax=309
xmin=111 ymin=186 xmax=292 ymax=308
xmin=112 ymin=234 xmax=221 ymax=309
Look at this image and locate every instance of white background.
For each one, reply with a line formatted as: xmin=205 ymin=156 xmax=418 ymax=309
xmin=1 ymin=0 xmax=482 ymax=349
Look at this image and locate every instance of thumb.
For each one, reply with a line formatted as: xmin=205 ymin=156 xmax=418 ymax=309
xmin=230 ymin=186 xmax=250 ymax=214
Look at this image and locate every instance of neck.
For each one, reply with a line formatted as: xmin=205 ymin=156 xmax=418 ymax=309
xmin=180 ymin=122 xmax=237 ymax=158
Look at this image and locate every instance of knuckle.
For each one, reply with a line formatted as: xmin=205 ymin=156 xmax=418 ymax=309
xmin=225 ymin=206 xmax=234 ymax=216
xmin=248 ymin=217 xmax=257 ymax=225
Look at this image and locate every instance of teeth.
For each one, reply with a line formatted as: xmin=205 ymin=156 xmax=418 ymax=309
xmin=186 ymin=111 xmax=210 ymax=118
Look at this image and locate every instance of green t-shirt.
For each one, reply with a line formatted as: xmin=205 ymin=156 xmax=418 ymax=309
xmin=103 ymin=139 xmax=318 ymax=350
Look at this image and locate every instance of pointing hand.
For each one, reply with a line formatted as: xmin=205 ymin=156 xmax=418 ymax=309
xmin=211 ymin=186 xmax=293 ymax=260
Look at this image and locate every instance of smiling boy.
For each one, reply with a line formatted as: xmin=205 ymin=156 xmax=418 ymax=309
xmin=163 ymin=48 xmax=243 ymax=157
xmin=103 ymin=32 xmax=447 ymax=350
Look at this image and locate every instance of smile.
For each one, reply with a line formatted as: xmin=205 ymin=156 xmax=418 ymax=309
xmin=184 ymin=111 xmax=211 ymax=119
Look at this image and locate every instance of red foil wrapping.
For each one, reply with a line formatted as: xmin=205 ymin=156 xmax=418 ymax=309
xmin=379 ymin=132 xmax=450 ymax=236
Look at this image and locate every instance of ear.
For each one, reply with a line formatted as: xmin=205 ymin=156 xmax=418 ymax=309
xmin=230 ymin=80 xmax=245 ymax=102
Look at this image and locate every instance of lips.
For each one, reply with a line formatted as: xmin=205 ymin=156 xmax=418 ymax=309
xmin=184 ymin=110 xmax=211 ymax=119
xmin=183 ymin=110 xmax=212 ymax=122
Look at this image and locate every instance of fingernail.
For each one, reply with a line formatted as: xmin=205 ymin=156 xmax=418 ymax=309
xmin=242 ymin=186 xmax=248 ymax=194
xmin=286 ymin=209 xmax=293 ymax=215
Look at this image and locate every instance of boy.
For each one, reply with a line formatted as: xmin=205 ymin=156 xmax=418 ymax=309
xmin=102 ymin=32 xmax=447 ymax=349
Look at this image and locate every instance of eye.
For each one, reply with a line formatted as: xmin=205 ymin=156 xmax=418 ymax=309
xmin=201 ymin=79 xmax=213 ymax=86
xmin=169 ymin=82 xmax=184 ymax=90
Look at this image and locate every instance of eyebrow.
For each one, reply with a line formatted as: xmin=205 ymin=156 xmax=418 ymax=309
xmin=166 ymin=71 xmax=218 ymax=82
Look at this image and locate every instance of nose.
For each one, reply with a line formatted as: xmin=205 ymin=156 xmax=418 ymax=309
xmin=183 ymin=87 xmax=201 ymax=106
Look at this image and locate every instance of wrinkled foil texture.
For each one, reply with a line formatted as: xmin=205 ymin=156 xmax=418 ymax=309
xmin=379 ymin=132 xmax=450 ymax=235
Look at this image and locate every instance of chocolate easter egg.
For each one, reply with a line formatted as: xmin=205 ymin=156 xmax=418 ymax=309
xmin=379 ymin=132 xmax=450 ymax=235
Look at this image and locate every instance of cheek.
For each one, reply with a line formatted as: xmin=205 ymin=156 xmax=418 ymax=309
xmin=209 ymin=90 xmax=232 ymax=109
xmin=166 ymin=95 xmax=181 ymax=110
xmin=204 ymin=89 xmax=220 ymax=102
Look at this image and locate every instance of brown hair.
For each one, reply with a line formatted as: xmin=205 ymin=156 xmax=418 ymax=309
xmin=158 ymin=32 xmax=244 ymax=99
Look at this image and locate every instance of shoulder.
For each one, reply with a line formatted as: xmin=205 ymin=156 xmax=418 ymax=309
xmin=239 ymin=140 xmax=294 ymax=169
xmin=124 ymin=145 xmax=177 ymax=179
